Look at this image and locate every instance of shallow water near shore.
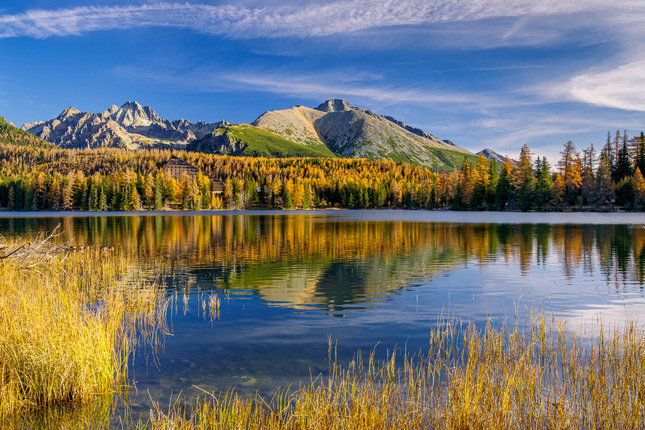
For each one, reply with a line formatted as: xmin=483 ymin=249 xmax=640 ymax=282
xmin=1 ymin=210 xmax=644 ymax=426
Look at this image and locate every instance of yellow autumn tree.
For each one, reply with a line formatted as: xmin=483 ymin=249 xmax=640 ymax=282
xmin=633 ymin=167 xmax=645 ymax=210
xmin=558 ymin=140 xmax=582 ymax=204
xmin=472 ymin=153 xmax=490 ymax=207
xmin=292 ymin=180 xmax=305 ymax=208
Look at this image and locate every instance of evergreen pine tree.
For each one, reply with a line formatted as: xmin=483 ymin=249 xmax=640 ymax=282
xmin=496 ymin=158 xmax=514 ymax=210
xmin=516 ymin=145 xmax=535 ymax=211
xmin=487 ymin=159 xmax=498 ymax=206
xmin=88 ymin=178 xmax=98 ymax=211
xmin=637 ymin=132 xmax=645 ymax=176
xmin=534 ymin=157 xmax=554 ymax=208
xmin=7 ymin=186 xmax=15 ymax=210
xmin=595 ymin=152 xmax=614 ymax=208
xmin=614 ymin=142 xmax=633 ymax=182
xmin=98 ymin=185 xmax=108 ymax=211
xmin=80 ymin=179 xmax=89 ymax=211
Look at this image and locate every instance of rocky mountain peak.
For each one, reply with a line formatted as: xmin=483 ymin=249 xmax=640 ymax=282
xmin=315 ymin=99 xmax=355 ymax=113
xmin=59 ymin=106 xmax=81 ymax=120
xmin=122 ymin=100 xmax=142 ymax=109
xmin=253 ymin=99 xmax=473 ymax=167
xmin=102 ymin=101 xmax=160 ymax=128
xmin=22 ymin=102 xmax=223 ymax=150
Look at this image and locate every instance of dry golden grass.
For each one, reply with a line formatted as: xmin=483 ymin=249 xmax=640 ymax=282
xmin=0 ymin=235 xmax=167 ymax=419
xmin=3 ymin=230 xmax=645 ymax=429
xmin=147 ymin=317 xmax=645 ymax=430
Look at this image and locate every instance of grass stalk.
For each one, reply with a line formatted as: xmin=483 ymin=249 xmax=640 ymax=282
xmin=147 ymin=316 xmax=645 ymax=430
xmin=0 ymin=235 xmax=166 ymax=419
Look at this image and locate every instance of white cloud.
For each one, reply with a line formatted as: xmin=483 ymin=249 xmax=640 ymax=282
xmin=566 ymin=60 xmax=645 ymax=112
xmin=0 ymin=0 xmax=640 ymax=40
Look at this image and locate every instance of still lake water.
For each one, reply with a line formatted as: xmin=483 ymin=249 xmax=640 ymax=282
xmin=1 ymin=210 xmax=645 ymax=421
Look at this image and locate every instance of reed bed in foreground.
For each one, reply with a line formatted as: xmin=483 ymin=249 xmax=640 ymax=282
xmin=0 ymin=235 xmax=167 ymax=419
xmin=148 ymin=317 xmax=645 ymax=430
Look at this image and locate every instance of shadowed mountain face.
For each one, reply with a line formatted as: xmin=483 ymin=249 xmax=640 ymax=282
xmin=21 ymin=101 xmax=225 ymax=150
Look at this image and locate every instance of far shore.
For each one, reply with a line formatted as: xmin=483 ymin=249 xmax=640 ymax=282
xmin=0 ymin=208 xmax=643 ymax=225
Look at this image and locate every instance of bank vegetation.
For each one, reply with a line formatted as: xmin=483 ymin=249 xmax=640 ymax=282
xmin=0 ymin=131 xmax=644 ymax=212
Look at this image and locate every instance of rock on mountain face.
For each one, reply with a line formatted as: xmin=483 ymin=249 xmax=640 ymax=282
xmin=187 ymin=128 xmax=245 ymax=155
xmin=21 ymin=102 xmax=225 ymax=150
xmin=252 ymin=99 xmax=472 ymax=167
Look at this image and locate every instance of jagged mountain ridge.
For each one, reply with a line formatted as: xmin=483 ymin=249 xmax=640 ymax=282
xmin=251 ymin=99 xmax=472 ymax=167
xmin=20 ymin=99 xmax=477 ymax=168
xmin=21 ymin=101 xmax=226 ymax=149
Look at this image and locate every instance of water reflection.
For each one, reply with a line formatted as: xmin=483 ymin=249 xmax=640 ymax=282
xmin=1 ymin=215 xmax=645 ymax=312
xmin=2 ymin=212 xmax=645 ymax=427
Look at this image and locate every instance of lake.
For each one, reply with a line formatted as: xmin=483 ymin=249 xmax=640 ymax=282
xmin=1 ymin=210 xmax=644 ymax=424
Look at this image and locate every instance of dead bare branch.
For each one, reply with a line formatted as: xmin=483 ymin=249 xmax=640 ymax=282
xmin=0 ymin=224 xmax=72 ymax=269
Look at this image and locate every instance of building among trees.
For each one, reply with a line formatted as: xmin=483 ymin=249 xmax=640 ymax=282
xmin=162 ymin=156 xmax=223 ymax=193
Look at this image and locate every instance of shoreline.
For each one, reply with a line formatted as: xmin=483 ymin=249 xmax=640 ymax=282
xmin=0 ymin=208 xmax=643 ymax=225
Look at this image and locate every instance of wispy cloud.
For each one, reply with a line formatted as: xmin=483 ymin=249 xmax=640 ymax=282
xmin=221 ymin=72 xmax=490 ymax=106
xmin=0 ymin=0 xmax=640 ymax=40
xmin=564 ymin=60 xmax=645 ymax=112
xmin=117 ymin=65 xmax=626 ymax=158
xmin=466 ymin=106 xmax=645 ymax=161
xmin=116 ymin=65 xmax=531 ymax=112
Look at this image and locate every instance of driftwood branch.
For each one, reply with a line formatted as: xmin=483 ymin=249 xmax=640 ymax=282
xmin=0 ymin=224 xmax=72 ymax=268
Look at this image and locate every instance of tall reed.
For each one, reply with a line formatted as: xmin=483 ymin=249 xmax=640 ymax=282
xmin=0 ymin=238 xmax=167 ymax=419
xmin=148 ymin=316 xmax=645 ymax=429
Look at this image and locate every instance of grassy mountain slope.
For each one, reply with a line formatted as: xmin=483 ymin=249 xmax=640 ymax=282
xmin=0 ymin=116 xmax=53 ymax=148
xmin=430 ymin=147 xmax=481 ymax=170
xmin=193 ymin=124 xmax=337 ymax=158
xmin=228 ymin=122 xmax=477 ymax=168
xmin=227 ymin=125 xmax=336 ymax=158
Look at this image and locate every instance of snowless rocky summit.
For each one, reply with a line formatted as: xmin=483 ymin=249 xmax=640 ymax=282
xmin=21 ymin=101 xmax=224 ymax=149
xmin=252 ymin=98 xmax=472 ymax=165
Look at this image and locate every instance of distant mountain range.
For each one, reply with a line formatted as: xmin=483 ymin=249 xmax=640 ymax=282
xmin=21 ymin=101 xmax=226 ymax=150
xmin=17 ymin=99 xmax=507 ymax=169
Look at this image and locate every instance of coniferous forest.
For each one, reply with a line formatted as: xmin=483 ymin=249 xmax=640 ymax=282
xmin=1 ymin=126 xmax=644 ymax=212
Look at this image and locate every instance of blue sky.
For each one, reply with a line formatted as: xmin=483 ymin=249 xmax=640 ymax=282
xmin=1 ymin=0 xmax=644 ymax=162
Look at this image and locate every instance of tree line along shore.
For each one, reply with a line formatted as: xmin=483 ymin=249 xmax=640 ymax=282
xmin=0 ymin=130 xmax=644 ymax=212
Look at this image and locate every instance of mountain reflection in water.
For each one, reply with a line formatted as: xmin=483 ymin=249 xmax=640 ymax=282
xmin=1 ymin=214 xmax=644 ymax=312
xmin=2 ymin=212 xmax=645 ymax=428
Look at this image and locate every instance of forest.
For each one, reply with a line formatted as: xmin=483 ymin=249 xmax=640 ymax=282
xmin=0 ymin=129 xmax=644 ymax=212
